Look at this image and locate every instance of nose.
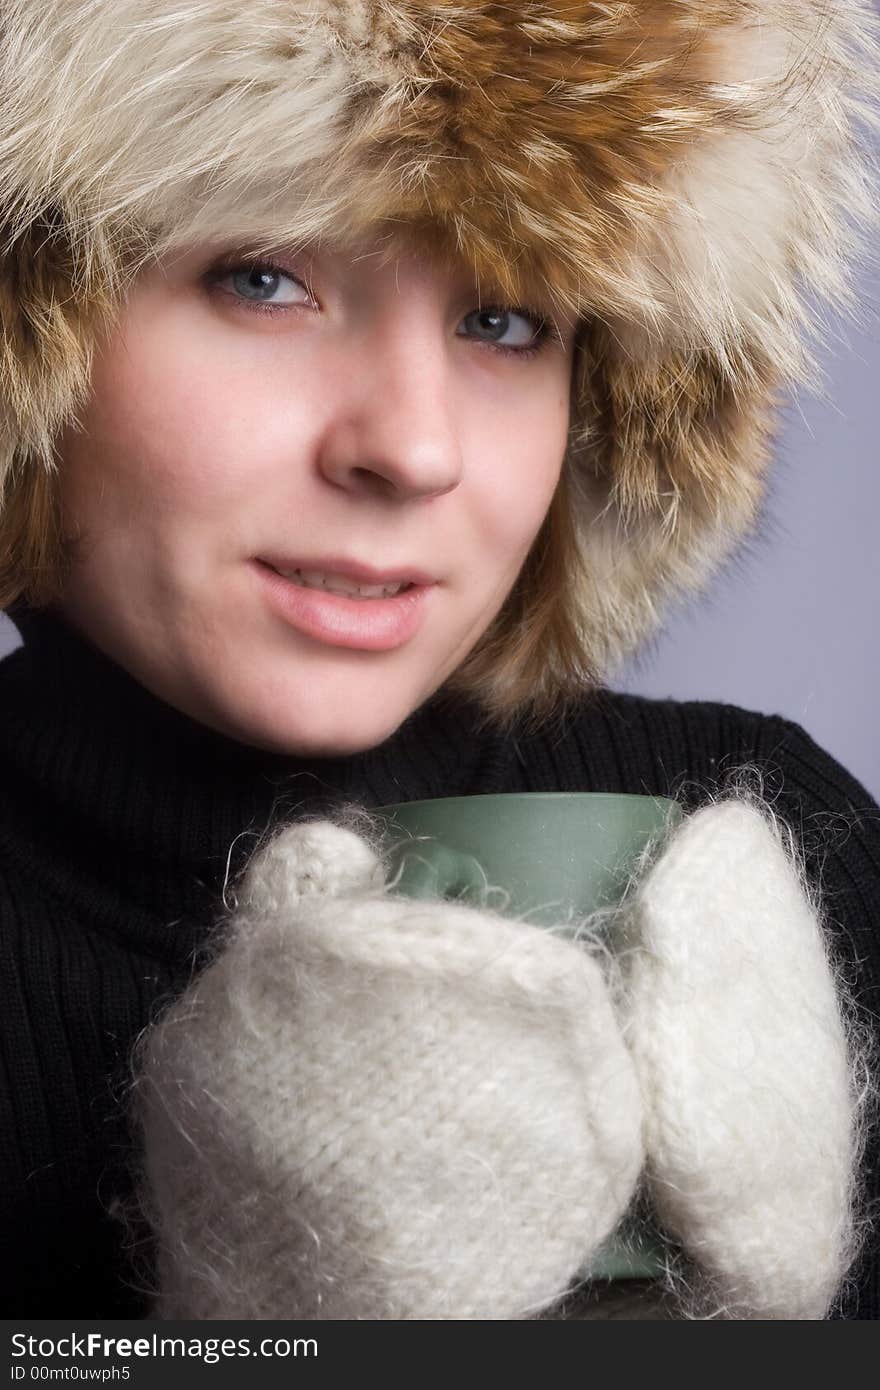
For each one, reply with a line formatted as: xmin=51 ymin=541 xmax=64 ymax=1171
xmin=315 ymin=325 xmax=465 ymax=502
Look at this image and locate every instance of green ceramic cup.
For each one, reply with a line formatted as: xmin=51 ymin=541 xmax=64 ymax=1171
xmin=371 ymin=791 xmax=684 ymax=1283
xmin=373 ymin=791 xmax=682 ymax=930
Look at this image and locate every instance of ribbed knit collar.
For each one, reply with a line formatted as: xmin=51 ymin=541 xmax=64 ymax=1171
xmin=0 ymin=602 xmax=496 ymax=965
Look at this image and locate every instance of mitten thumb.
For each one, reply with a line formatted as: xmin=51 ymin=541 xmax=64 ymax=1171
xmin=619 ymin=796 xmax=868 ymax=1319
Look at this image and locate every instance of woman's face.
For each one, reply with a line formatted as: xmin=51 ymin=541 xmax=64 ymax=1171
xmin=54 ymin=235 xmax=576 ymax=755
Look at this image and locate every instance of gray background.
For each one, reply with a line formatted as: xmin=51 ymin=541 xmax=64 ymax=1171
xmin=614 ymin=261 xmax=879 ymax=803
xmin=2 ymin=263 xmax=878 ymax=803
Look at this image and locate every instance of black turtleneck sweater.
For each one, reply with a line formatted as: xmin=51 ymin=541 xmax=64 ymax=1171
xmin=1 ymin=602 xmax=878 ymax=1320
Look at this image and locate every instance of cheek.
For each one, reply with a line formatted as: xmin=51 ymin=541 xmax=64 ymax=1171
xmin=465 ymin=373 xmax=569 ymax=567
xmin=66 ymin=307 xmax=298 ymax=520
xmin=107 ymin=367 xmax=236 ymax=509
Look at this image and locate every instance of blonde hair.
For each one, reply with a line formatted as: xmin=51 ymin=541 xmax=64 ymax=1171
xmin=0 ymin=454 xmax=75 ymax=614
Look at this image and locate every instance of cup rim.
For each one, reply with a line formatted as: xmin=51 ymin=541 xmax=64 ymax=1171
xmin=374 ymin=791 xmax=681 ymax=814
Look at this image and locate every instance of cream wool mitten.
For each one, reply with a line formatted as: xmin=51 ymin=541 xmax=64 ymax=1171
xmin=131 ymin=800 xmax=868 ymax=1321
xmin=131 ymin=821 xmax=645 ymax=1321
xmin=620 ymin=798 xmax=866 ymax=1320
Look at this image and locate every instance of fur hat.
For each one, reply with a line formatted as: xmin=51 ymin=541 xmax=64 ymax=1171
xmin=1 ymin=1 xmax=878 ymax=688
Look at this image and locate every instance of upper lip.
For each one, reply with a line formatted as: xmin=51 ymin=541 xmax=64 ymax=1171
xmin=257 ymin=555 xmax=437 ymax=587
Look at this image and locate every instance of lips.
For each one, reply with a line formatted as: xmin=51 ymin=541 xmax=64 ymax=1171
xmin=252 ymin=559 xmax=435 ymax=651
xmin=258 ymin=554 xmax=437 ymax=588
xmin=265 ymin=565 xmax=411 ymax=599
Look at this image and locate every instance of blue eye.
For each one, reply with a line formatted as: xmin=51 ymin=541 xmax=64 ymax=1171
xmin=457 ymin=306 xmax=546 ymax=356
xmin=207 ymin=258 xmax=550 ymax=358
xmin=226 ymin=265 xmax=306 ymax=306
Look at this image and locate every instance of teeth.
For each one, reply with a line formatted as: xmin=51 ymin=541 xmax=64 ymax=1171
xmin=273 ymin=567 xmax=409 ymax=599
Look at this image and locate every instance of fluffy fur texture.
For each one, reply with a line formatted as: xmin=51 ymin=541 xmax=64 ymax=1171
xmin=128 ymin=797 xmax=872 ymax=1320
xmin=1 ymin=2 xmax=879 ymax=674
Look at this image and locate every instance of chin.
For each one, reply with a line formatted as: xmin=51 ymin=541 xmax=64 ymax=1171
xmin=197 ymin=657 xmax=430 ymax=758
xmin=216 ymin=700 xmax=409 ymax=761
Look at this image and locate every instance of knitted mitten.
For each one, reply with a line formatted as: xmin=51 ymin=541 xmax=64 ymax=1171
xmin=620 ymin=799 xmax=865 ymax=1320
xmin=131 ymin=821 xmax=644 ymax=1321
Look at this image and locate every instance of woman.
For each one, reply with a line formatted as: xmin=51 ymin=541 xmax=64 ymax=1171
xmin=0 ymin=0 xmax=878 ymax=1318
